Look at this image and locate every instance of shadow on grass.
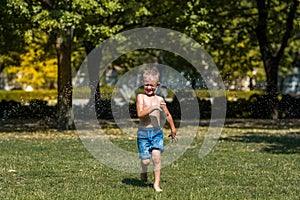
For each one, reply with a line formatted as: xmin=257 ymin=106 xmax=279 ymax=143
xmin=0 ymin=118 xmax=57 ymax=133
xmin=224 ymin=119 xmax=300 ymax=130
xmin=0 ymin=118 xmax=129 ymax=133
xmin=223 ymin=131 xmax=300 ymax=154
xmin=122 ymin=178 xmax=152 ymax=188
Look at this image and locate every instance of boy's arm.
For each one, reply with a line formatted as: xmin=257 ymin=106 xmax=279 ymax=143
xmin=161 ymin=101 xmax=176 ymax=135
xmin=136 ymin=94 xmax=161 ymax=118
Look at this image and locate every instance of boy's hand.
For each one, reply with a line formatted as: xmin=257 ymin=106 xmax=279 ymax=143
xmin=168 ymin=132 xmax=178 ymax=143
xmin=152 ymin=105 xmax=162 ymax=112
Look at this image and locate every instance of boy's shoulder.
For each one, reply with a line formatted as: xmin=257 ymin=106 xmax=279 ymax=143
xmin=155 ymin=95 xmax=164 ymax=101
xmin=136 ymin=93 xmax=145 ymax=100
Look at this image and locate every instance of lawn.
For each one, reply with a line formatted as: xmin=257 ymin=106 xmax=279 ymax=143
xmin=0 ymin=119 xmax=299 ymax=200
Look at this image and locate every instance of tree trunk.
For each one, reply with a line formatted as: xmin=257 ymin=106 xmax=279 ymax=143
xmin=256 ymin=0 xmax=299 ymax=119
xmin=84 ymin=41 xmax=99 ymax=98
xmin=56 ymin=28 xmax=74 ymax=130
xmin=84 ymin=41 xmax=101 ymax=118
xmin=264 ymin=57 xmax=280 ymax=119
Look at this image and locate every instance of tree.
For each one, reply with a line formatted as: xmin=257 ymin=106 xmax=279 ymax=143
xmin=202 ymin=1 xmax=265 ymax=88
xmin=4 ymin=0 xmax=90 ymax=129
xmin=4 ymin=0 xmax=212 ymax=129
xmin=204 ymin=0 xmax=300 ymax=118
xmin=0 ymin=0 xmax=29 ymax=72
xmin=255 ymin=0 xmax=300 ymax=119
xmin=70 ymin=0 xmax=212 ymax=121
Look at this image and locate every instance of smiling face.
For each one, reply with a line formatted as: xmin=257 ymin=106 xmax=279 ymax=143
xmin=143 ymin=78 xmax=159 ymax=96
xmin=142 ymin=67 xmax=160 ymax=96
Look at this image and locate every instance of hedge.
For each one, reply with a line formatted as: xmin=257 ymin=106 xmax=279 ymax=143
xmin=0 ymin=88 xmax=265 ymax=103
xmin=0 ymin=90 xmax=57 ymax=103
xmin=2 ymin=88 xmax=299 ymax=120
xmin=0 ymin=86 xmax=115 ymax=103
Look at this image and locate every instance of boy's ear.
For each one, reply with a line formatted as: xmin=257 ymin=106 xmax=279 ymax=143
xmin=157 ymin=82 xmax=161 ymax=86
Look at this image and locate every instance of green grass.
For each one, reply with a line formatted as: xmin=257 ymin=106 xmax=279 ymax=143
xmin=0 ymin=120 xmax=299 ymax=199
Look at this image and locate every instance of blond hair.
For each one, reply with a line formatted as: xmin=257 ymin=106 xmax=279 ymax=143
xmin=143 ymin=67 xmax=160 ymax=83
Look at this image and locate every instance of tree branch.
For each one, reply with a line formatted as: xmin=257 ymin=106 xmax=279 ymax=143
xmin=37 ymin=0 xmax=53 ymax=9
xmin=256 ymin=0 xmax=271 ymax=61
xmin=277 ymin=0 xmax=300 ymax=60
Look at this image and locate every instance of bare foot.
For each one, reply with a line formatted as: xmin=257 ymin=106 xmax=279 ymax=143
xmin=154 ymin=185 xmax=163 ymax=192
xmin=140 ymin=173 xmax=148 ymax=182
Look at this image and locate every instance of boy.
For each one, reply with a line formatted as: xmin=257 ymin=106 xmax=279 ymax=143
xmin=136 ymin=67 xmax=177 ymax=192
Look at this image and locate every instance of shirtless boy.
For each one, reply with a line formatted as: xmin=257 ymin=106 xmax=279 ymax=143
xmin=136 ymin=67 xmax=177 ymax=192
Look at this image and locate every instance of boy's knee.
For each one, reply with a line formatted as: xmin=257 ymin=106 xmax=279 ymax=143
xmin=141 ymin=159 xmax=151 ymax=166
xmin=152 ymin=156 xmax=161 ymax=165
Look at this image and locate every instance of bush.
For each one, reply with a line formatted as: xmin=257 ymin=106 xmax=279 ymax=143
xmin=0 ymin=90 xmax=57 ymax=102
xmin=1 ymin=89 xmax=300 ymax=120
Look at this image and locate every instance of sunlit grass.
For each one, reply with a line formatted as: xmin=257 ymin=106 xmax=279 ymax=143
xmin=0 ymin=120 xmax=299 ymax=199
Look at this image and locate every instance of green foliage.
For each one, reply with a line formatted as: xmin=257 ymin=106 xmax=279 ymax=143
xmin=0 ymin=0 xmax=29 ymax=71
xmin=204 ymin=0 xmax=300 ymax=87
xmin=226 ymin=90 xmax=265 ymax=101
xmin=1 ymin=0 xmax=299 ymax=96
xmin=4 ymin=32 xmax=57 ymax=90
xmin=73 ymin=85 xmax=114 ymax=99
xmin=0 ymin=90 xmax=56 ymax=102
xmin=203 ymin=1 xmax=262 ymax=83
xmin=0 ymin=85 xmax=114 ymax=102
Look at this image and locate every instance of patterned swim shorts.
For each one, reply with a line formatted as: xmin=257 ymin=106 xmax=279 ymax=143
xmin=137 ymin=126 xmax=164 ymax=159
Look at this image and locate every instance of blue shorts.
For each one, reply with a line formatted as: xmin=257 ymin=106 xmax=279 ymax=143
xmin=137 ymin=126 xmax=164 ymax=160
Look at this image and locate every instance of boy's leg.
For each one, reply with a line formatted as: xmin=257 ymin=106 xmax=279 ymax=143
xmin=152 ymin=149 xmax=162 ymax=192
xmin=140 ymin=158 xmax=150 ymax=182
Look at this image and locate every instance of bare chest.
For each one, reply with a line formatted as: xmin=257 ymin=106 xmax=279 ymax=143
xmin=142 ymin=95 xmax=161 ymax=108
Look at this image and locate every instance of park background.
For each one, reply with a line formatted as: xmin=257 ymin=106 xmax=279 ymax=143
xmin=0 ymin=0 xmax=299 ymax=199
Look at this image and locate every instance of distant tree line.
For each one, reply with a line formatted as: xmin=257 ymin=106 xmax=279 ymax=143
xmin=0 ymin=0 xmax=299 ymax=128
